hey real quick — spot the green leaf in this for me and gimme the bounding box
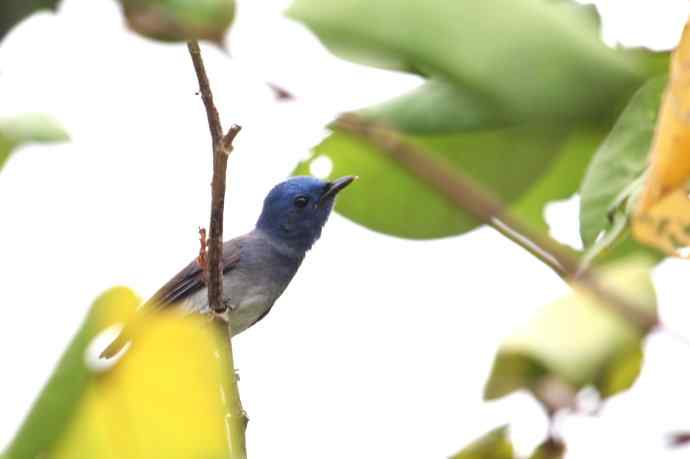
[449,426,514,459]
[484,256,657,406]
[287,0,662,122]
[529,439,566,459]
[0,113,69,173]
[511,127,606,234]
[579,76,666,245]
[578,77,667,264]
[289,0,667,240]
[0,0,60,42]
[118,0,235,44]
[295,123,569,239]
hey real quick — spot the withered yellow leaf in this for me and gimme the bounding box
[633,23,690,255]
[637,24,690,212]
[634,189,690,257]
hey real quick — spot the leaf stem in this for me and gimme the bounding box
[334,114,658,333]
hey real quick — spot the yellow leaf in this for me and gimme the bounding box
[637,23,690,212]
[52,311,236,459]
[634,189,690,257]
[634,23,690,256]
[2,287,243,459]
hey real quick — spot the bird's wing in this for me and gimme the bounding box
[151,239,241,307]
[99,239,241,359]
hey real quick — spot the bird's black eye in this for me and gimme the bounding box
[294,195,310,208]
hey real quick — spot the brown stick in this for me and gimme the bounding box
[187,40,241,314]
[334,113,659,333]
[187,40,247,459]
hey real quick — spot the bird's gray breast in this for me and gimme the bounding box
[182,232,303,335]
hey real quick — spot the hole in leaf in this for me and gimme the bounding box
[84,324,129,372]
[309,155,333,179]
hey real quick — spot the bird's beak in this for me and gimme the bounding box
[319,175,357,205]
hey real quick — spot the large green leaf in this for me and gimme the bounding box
[0,0,60,42]
[118,0,235,44]
[289,0,666,240]
[484,256,657,406]
[295,123,569,238]
[449,426,514,459]
[287,0,663,122]
[0,114,68,174]
[512,127,606,233]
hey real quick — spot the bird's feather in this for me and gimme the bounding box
[99,239,242,358]
[151,239,241,307]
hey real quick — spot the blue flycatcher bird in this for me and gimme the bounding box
[101,175,355,358]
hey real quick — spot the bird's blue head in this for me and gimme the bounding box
[256,176,356,253]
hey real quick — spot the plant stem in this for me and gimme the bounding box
[187,40,247,459]
[333,114,658,333]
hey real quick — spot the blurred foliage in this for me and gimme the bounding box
[118,0,235,44]
[0,114,68,174]
[484,256,657,407]
[637,24,690,213]
[0,0,60,42]
[2,288,236,459]
[632,24,690,257]
[635,191,690,256]
[289,0,667,241]
[579,77,665,263]
[528,439,565,459]
[449,428,566,459]
[449,426,514,459]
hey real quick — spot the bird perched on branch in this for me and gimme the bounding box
[101,175,355,358]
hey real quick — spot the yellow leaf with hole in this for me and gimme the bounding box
[2,287,238,459]
[634,23,690,256]
[53,313,235,459]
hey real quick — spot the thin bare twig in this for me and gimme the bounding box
[187,40,246,459]
[334,113,659,333]
[187,40,242,314]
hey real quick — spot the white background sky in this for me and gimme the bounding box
[1,0,690,458]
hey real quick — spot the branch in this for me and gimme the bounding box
[334,114,659,333]
[187,40,242,314]
[187,40,247,459]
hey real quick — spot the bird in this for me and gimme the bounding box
[101,175,355,358]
